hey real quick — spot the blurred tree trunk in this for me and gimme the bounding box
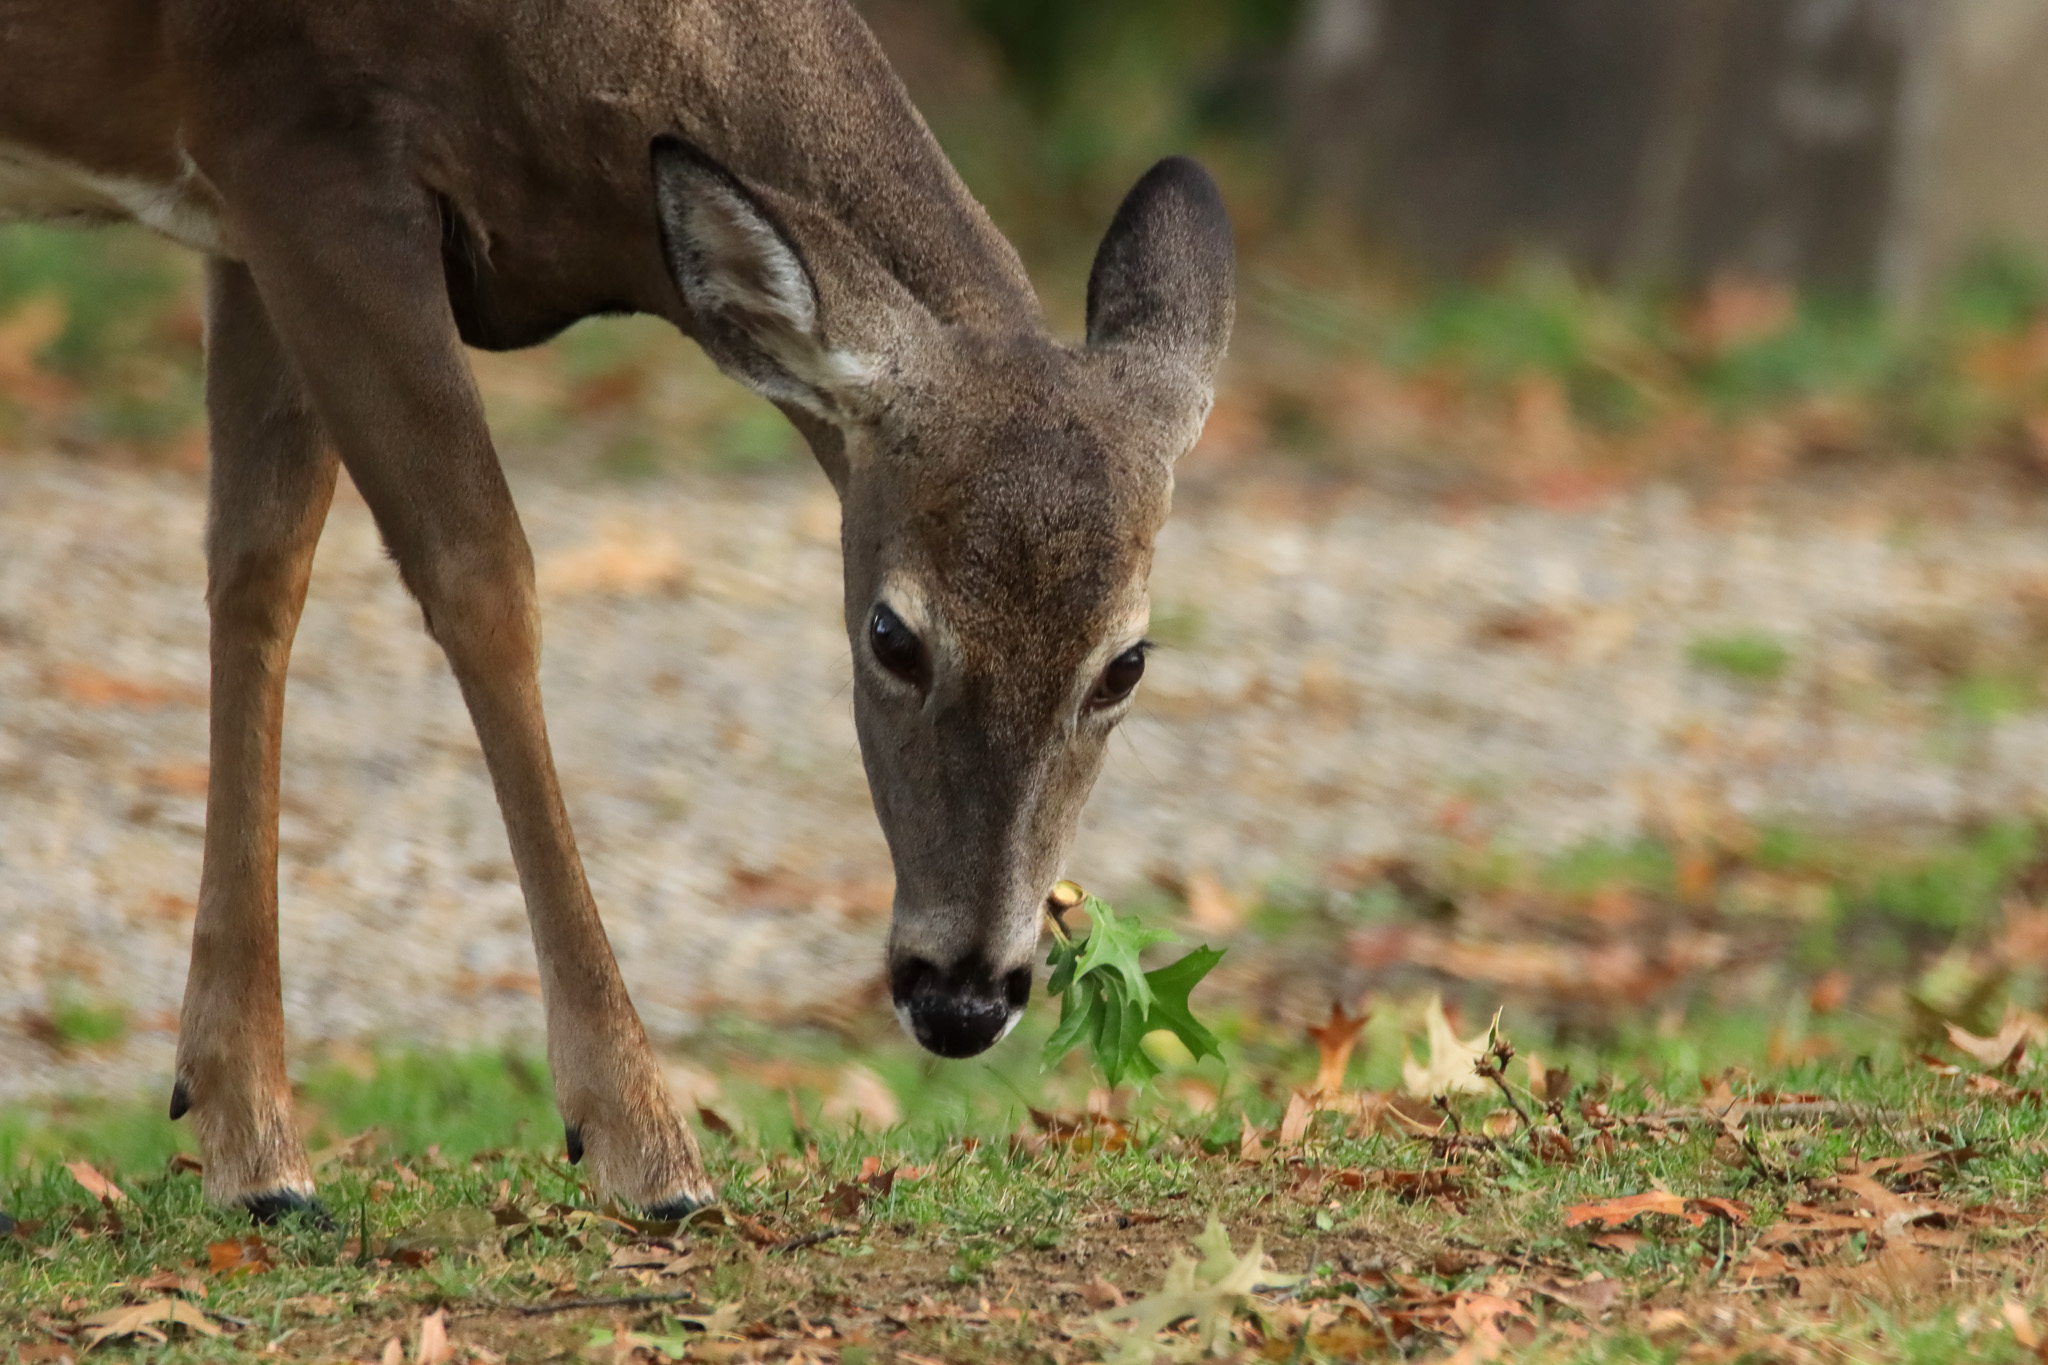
[1285,0,1922,293]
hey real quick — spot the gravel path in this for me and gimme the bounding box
[7,455,2048,1100]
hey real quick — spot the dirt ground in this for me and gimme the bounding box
[7,453,2048,1101]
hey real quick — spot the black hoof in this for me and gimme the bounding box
[0,1209,14,1236]
[643,1193,710,1221]
[168,1079,190,1121]
[242,1190,334,1231]
[563,1124,584,1165]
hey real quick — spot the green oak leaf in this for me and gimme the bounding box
[1044,895,1225,1088]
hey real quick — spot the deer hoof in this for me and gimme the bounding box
[564,1123,584,1164]
[242,1189,334,1231]
[168,1079,190,1120]
[643,1192,711,1220]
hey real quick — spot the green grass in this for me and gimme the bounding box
[8,1025,2048,1362]
[1687,630,1793,682]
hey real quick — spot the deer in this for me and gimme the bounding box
[0,0,1234,1223]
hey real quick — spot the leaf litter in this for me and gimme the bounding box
[12,983,2048,1361]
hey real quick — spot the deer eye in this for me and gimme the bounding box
[869,604,928,689]
[1090,644,1148,711]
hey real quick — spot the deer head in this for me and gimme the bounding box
[654,142,1234,1057]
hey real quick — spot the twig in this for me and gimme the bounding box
[1432,1094,1462,1138]
[1475,1038,1534,1134]
[1642,1102,1897,1126]
[486,1290,715,1317]
[770,1226,850,1255]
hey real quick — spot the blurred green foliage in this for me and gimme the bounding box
[0,223,202,452]
[4,8,2048,480]
[1687,632,1793,683]
[41,982,129,1050]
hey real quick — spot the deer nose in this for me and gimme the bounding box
[890,956,1032,1058]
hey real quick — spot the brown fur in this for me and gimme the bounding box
[0,0,1231,1214]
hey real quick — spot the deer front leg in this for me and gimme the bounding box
[218,165,712,1214]
[174,259,338,1219]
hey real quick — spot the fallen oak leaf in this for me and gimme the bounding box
[80,1299,222,1349]
[1093,1216,1301,1363]
[1947,1009,2030,1073]
[1532,1276,1621,1319]
[1238,1113,1268,1164]
[687,1204,780,1246]
[209,1235,274,1275]
[1564,1191,1746,1229]
[1277,1090,1315,1148]
[1306,999,1369,1095]
[2004,1299,2041,1351]
[64,1161,129,1205]
[1400,995,1492,1098]
[310,1128,383,1169]
[133,1270,206,1297]
[413,1307,452,1365]
[1792,1240,1942,1307]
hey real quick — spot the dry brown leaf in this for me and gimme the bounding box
[1081,1275,1125,1311]
[1948,1011,2029,1072]
[208,1235,273,1275]
[1689,274,1796,354]
[64,1161,128,1205]
[1277,1091,1314,1148]
[310,1128,383,1169]
[1564,1191,1745,1229]
[698,1105,737,1138]
[1532,1276,1620,1319]
[1794,1241,1942,1307]
[1237,1113,1268,1164]
[413,1308,452,1365]
[1305,999,1369,1095]
[133,1270,205,1298]
[1400,995,1492,1097]
[820,1064,901,1129]
[80,1299,220,1349]
[1809,970,1852,1015]
[1184,868,1242,934]
[2004,1299,2040,1350]
[0,297,73,413]
[16,1344,77,1364]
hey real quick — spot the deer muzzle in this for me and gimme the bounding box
[889,953,1033,1058]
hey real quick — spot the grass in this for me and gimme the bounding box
[9,1019,2048,1362]
[8,814,2048,1361]
[1687,631,1792,683]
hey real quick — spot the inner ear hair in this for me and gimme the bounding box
[654,137,819,334]
[652,135,852,410]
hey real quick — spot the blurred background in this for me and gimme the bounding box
[9,0,2048,1133]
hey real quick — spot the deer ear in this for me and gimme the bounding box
[1085,157,1235,391]
[653,137,872,416]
